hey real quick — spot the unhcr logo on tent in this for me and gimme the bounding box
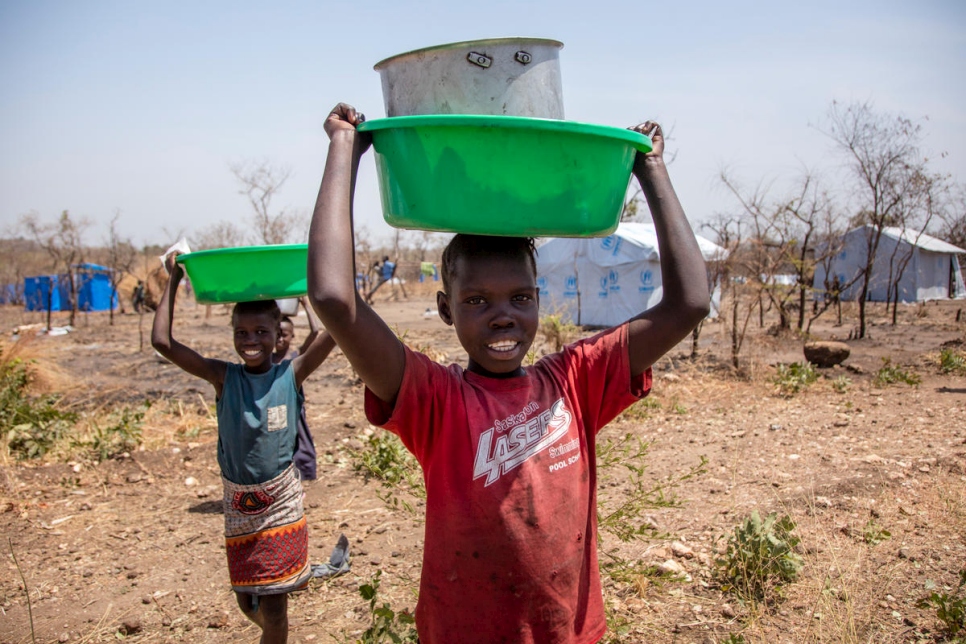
[599,270,621,298]
[537,276,549,297]
[600,236,622,257]
[639,270,655,293]
[564,275,578,298]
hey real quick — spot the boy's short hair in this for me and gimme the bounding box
[231,300,281,325]
[440,234,537,294]
[279,315,293,327]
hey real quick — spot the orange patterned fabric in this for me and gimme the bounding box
[222,464,310,594]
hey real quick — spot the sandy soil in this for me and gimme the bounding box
[1,291,964,643]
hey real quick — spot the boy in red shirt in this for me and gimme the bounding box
[308,103,710,644]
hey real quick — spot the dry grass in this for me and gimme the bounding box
[0,334,72,395]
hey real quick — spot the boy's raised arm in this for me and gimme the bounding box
[307,104,406,405]
[291,329,336,388]
[295,296,320,356]
[626,122,711,376]
[151,253,227,394]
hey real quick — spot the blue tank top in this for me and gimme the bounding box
[216,361,302,484]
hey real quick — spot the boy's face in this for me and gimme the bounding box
[232,311,278,373]
[276,320,295,354]
[437,252,539,378]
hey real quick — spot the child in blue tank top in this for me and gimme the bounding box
[152,252,336,644]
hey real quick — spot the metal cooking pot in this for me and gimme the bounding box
[374,37,565,118]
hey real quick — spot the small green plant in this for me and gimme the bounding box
[350,432,422,487]
[618,396,662,421]
[349,432,425,516]
[2,347,76,459]
[88,402,149,462]
[918,569,966,640]
[861,517,891,546]
[714,510,804,605]
[540,313,579,353]
[597,434,706,543]
[831,375,852,393]
[671,401,688,415]
[722,635,748,644]
[873,357,921,387]
[939,347,966,375]
[355,570,418,643]
[772,361,818,396]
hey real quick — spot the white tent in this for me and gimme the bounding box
[813,226,966,302]
[535,222,727,327]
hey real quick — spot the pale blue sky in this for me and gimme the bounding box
[1,0,963,247]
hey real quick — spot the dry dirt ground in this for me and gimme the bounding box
[1,289,964,644]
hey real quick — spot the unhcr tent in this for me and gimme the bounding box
[23,263,118,312]
[73,263,118,312]
[536,222,727,327]
[24,274,69,312]
[813,226,966,302]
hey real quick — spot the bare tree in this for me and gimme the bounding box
[20,210,89,329]
[105,210,138,326]
[938,185,966,251]
[0,238,45,308]
[720,169,843,332]
[195,220,247,250]
[703,213,761,371]
[230,160,305,245]
[820,100,945,338]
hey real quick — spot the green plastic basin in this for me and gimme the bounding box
[176,244,308,304]
[357,115,652,238]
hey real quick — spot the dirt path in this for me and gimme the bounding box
[1,297,964,643]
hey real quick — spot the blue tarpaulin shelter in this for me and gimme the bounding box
[23,264,118,312]
[74,263,117,311]
[24,275,68,311]
[0,283,22,305]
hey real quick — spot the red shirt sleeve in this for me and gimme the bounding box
[538,323,651,435]
[364,346,458,462]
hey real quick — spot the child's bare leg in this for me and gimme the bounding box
[235,592,264,629]
[235,592,288,642]
[257,593,288,644]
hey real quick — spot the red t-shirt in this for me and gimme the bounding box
[365,324,650,644]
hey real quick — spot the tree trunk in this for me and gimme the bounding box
[731,292,740,370]
[46,287,52,332]
[690,322,703,360]
[67,268,78,327]
[891,284,900,325]
[797,284,806,330]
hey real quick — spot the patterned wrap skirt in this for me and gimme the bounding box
[223,463,310,595]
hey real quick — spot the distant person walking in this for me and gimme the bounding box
[132,280,146,313]
[365,256,395,304]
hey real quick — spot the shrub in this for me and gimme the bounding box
[831,375,852,393]
[939,347,966,375]
[354,570,418,643]
[540,313,579,353]
[772,361,818,396]
[714,510,804,605]
[861,517,891,546]
[348,431,425,517]
[87,402,149,462]
[873,358,921,387]
[350,431,421,487]
[618,396,662,421]
[1,345,76,459]
[918,569,966,640]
